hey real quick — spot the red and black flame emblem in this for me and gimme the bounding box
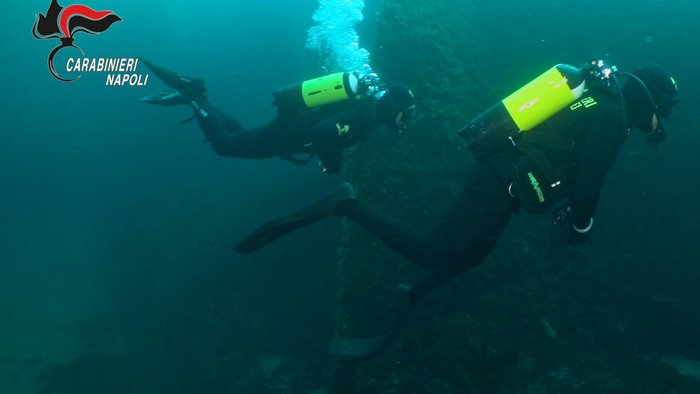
[33,0,122,81]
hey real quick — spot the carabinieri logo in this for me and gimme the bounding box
[33,0,122,82]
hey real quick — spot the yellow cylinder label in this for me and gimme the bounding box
[302,72,350,108]
[502,66,579,131]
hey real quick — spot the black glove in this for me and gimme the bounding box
[552,203,593,245]
[317,150,342,175]
[318,159,339,175]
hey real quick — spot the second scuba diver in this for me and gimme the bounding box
[233,60,680,358]
[141,61,415,174]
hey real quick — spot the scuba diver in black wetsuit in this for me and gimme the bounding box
[140,61,416,174]
[234,61,679,359]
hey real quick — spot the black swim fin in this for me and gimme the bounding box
[329,336,394,361]
[142,59,207,100]
[235,183,356,254]
[141,90,188,106]
[329,284,411,361]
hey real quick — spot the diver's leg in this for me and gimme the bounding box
[192,103,294,159]
[335,199,430,265]
[337,161,515,270]
[424,160,515,269]
[236,159,515,267]
[339,189,511,305]
[335,160,515,304]
[406,160,515,303]
[327,162,514,360]
[408,215,512,305]
[191,100,244,140]
[140,60,283,159]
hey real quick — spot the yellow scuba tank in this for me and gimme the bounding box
[302,72,360,108]
[273,72,365,115]
[459,64,588,156]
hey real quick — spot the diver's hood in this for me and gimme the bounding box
[622,63,679,133]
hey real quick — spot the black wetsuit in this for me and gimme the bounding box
[192,98,378,174]
[336,91,628,303]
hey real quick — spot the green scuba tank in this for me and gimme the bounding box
[459,64,587,156]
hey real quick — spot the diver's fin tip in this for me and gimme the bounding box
[329,336,390,361]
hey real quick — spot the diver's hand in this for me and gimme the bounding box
[318,158,341,175]
[319,160,330,175]
[552,202,593,245]
[140,90,188,106]
[552,203,575,225]
[557,221,592,245]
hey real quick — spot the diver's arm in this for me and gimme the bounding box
[304,102,372,173]
[305,100,374,142]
